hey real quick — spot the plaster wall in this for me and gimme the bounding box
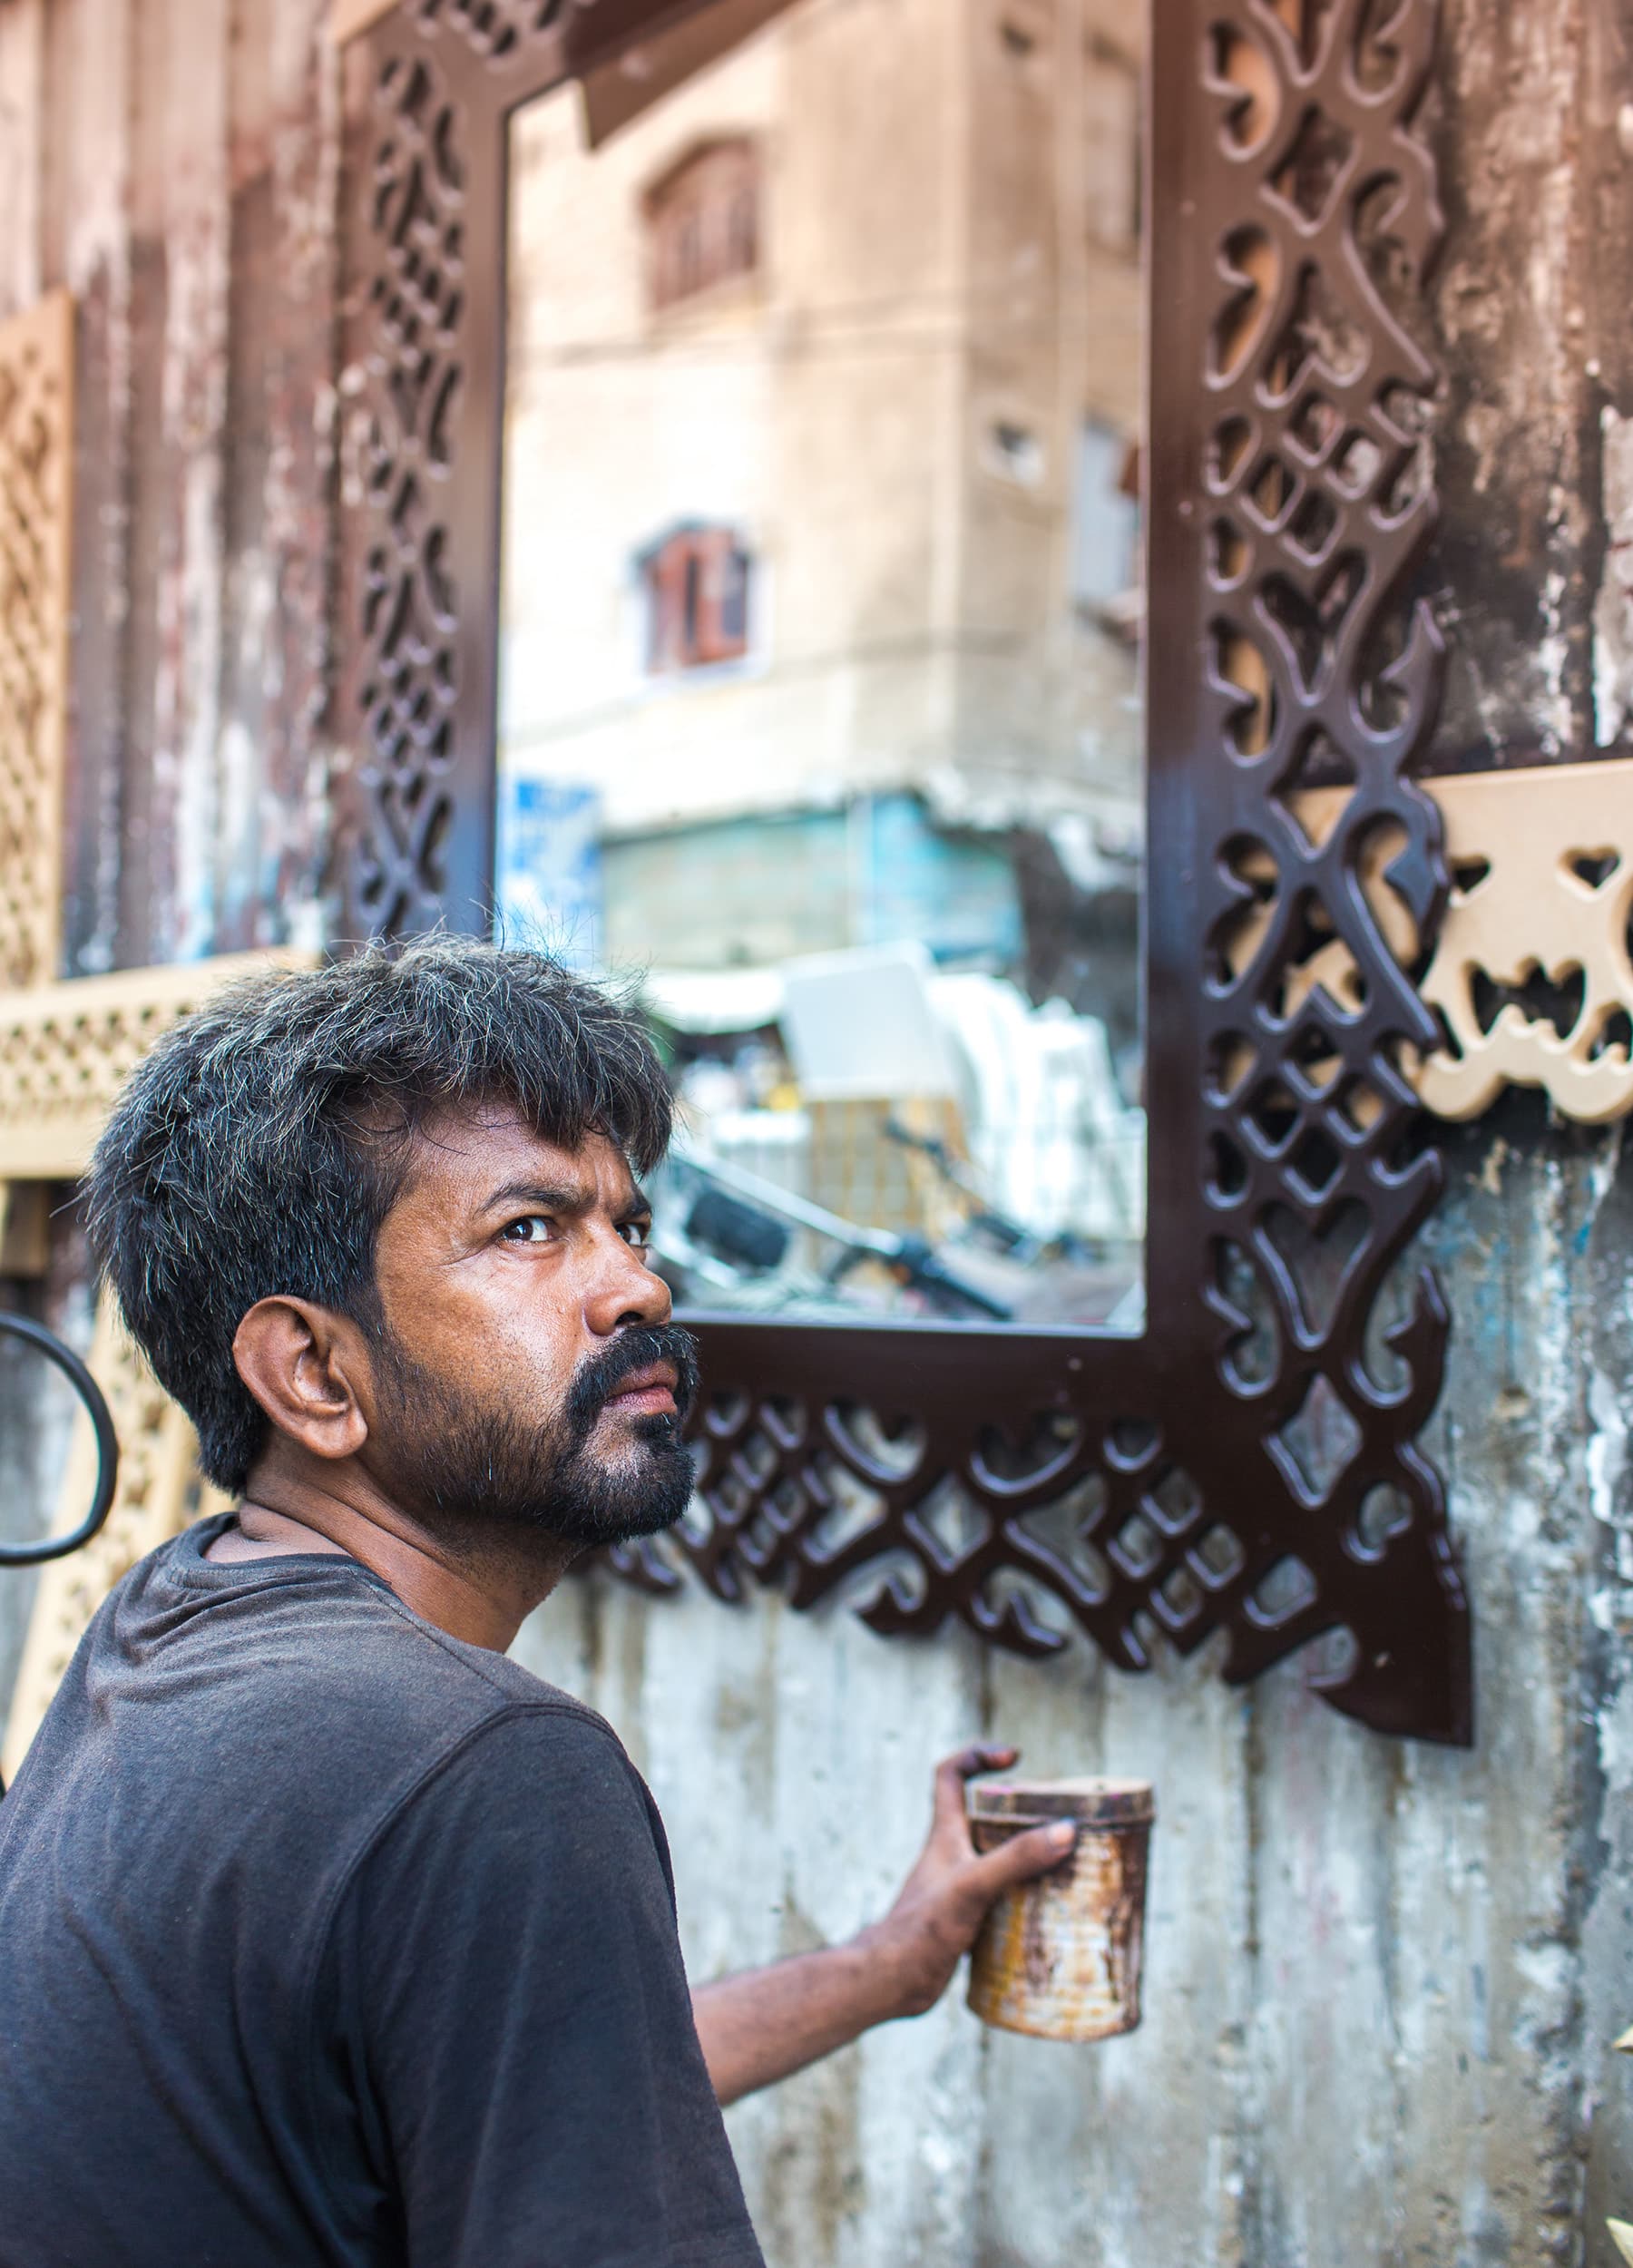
[1,0,1633,2261]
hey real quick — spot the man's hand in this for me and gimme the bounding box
[691,1745,1074,2104]
[853,1744,1077,2018]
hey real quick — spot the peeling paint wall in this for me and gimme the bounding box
[5,0,1633,2262]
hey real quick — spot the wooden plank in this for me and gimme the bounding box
[0,290,74,991]
[0,0,44,319]
[43,0,133,979]
[117,0,231,965]
[213,0,337,953]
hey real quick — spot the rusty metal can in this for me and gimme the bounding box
[965,1775,1155,2041]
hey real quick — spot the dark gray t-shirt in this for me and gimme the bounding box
[0,1518,765,2268]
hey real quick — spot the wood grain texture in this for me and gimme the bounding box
[0,289,73,991]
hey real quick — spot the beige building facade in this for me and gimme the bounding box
[497,0,1146,976]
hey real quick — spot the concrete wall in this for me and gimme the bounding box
[5,1,1633,2263]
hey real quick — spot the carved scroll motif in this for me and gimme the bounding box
[0,292,73,994]
[1,1293,230,1780]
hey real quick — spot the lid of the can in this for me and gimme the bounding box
[966,1774,1156,1826]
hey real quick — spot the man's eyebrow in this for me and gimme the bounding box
[479,1178,652,1218]
[479,1179,595,1217]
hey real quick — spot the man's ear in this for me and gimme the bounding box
[232,1298,372,1465]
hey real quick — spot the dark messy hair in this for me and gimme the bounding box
[84,938,674,1494]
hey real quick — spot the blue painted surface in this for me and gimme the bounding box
[496,777,605,966]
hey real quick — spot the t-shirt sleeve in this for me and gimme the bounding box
[327,1704,764,2268]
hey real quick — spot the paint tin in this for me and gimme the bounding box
[965,1775,1154,2041]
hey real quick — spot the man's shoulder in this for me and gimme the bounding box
[41,1532,624,1843]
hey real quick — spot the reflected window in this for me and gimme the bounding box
[644,138,760,311]
[640,524,753,673]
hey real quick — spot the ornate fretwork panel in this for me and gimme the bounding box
[1,1292,230,1780]
[0,292,73,993]
[621,1385,1250,1677]
[337,36,474,939]
[1146,0,1466,1740]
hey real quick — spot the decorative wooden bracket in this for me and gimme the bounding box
[1226,761,1633,1129]
[1413,759,1633,1126]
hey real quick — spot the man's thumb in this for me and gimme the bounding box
[972,1820,1076,1899]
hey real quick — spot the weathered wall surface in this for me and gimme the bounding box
[4,1,1633,2263]
[0,0,336,976]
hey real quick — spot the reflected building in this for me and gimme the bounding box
[497,0,1147,1318]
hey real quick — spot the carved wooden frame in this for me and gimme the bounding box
[331,0,1472,1742]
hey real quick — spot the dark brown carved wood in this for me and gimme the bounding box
[333,0,1471,1743]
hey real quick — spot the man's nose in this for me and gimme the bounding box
[583,1231,672,1335]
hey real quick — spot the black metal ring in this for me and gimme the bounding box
[0,1313,119,1566]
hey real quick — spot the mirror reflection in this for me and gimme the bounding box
[497,0,1146,1329]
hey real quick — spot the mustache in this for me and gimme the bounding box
[562,1322,702,1438]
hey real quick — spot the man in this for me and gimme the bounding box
[0,940,1074,2268]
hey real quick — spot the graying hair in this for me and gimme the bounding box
[84,938,674,1493]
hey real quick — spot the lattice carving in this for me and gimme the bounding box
[335,0,1470,1738]
[0,292,73,994]
[337,34,470,938]
[1171,0,1462,1736]
[1,1291,230,1780]
[640,1399,1235,1671]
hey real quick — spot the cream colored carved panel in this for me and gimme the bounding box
[1223,761,1633,1126]
[1415,761,1633,1125]
[0,950,316,1178]
[1,1290,230,1780]
[0,290,73,993]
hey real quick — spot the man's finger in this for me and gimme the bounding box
[931,1744,1019,1829]
[968,1819,1075,1898]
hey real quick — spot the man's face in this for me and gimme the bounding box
[359,1107,699,1548]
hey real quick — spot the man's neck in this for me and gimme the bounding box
[203,1461,578,1651]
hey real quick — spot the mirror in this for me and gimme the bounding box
[496,0,1146,1330]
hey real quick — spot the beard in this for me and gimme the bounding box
[366,1317,702,1549]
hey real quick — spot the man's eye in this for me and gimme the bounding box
[503,1215,554,1244]
[621,1220,653,1249]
